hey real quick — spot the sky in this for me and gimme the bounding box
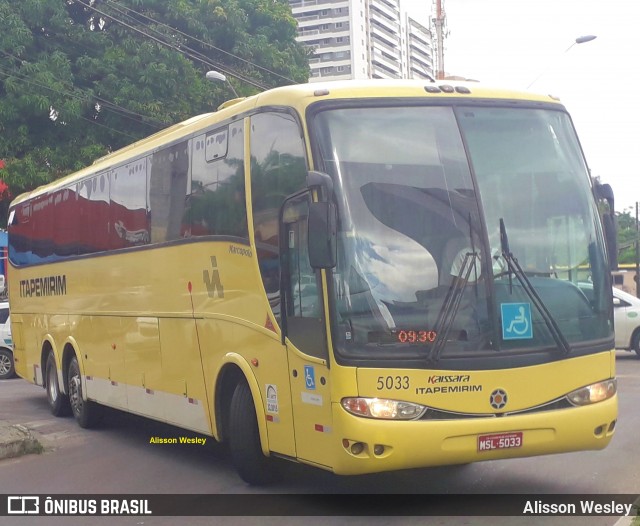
[403,0,640,214]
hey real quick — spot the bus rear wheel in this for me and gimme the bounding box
[228,380,280,485]
[45,351,71,416]
[68,356,103,428]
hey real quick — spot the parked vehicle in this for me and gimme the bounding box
[613,287,640,357]
[0,301,14,379]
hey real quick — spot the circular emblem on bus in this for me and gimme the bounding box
[490,389,508,410]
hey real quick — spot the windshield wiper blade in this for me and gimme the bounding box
[427,250,479,363]
[499,219,571,355]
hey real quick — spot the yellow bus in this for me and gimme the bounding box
[7,80,618,484]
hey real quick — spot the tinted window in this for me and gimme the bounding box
[79,172,111,253]
[186,122,247,238]
[250,112,308,319]
[54,186,79,257]
[149,141,190,243]
[110,159,149,248]
[8,202,33,265]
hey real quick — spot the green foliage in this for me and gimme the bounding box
[617,208,640,265]
[0,0,310,226]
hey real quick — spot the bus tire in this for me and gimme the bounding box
[68,356,103,428]
[228,380,279,485]
[45,351,71,417]
[0,349,15,379]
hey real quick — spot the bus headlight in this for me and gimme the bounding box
[567,379,617,406]
[341,397,427,420]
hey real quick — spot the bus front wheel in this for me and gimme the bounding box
[228,380,280,485]
[45,351,71,416]
[68,356,103,428]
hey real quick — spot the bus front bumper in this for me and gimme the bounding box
[328,396,617,475]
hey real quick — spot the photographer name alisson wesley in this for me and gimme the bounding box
[524,500,634,515]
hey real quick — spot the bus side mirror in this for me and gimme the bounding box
[308,201,337,269]
[593,181,617,271]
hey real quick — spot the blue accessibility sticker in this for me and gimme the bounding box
[501,302,533,340]
[304,365,316,390]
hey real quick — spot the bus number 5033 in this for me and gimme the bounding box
[376,376,410,390]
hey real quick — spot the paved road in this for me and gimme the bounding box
[0,352,638,525]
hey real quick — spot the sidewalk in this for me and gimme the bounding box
[0,420,42,460]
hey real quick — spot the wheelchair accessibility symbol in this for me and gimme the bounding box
[304,365,316,390]
[501,303,533,340]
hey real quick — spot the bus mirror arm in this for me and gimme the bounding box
[307,171,334,202]
[593,181,614,205]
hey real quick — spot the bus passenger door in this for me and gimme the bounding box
[281,195,333,468]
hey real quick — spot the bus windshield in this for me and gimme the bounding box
[312,103,612,364]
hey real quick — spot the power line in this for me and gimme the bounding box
[99,1,241,87]
[0,67,157,140]
[75,0,271,91]
[0,50,166,129]
[78,114,139,140]
[105,0,297,85]
[76,0,265,90]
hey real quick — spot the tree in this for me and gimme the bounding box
[0,0,310,225]
[617,208,640,265]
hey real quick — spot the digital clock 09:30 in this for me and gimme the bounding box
[396,330,437,343]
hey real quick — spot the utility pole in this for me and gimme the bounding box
[434,0,446,79]
[634,201,640,298]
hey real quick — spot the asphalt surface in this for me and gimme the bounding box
[0,378,637,526]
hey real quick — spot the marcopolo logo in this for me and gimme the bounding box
[203,256,224,298]
[490,388,508,410]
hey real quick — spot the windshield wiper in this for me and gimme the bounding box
[427,250,480,363]
[499,219,571,355]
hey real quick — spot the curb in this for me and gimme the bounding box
[0,423,43,460]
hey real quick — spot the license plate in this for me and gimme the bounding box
[477,431,523,452]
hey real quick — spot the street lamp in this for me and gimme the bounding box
[566,34,597,51]
[205,70,239,98]
[526,35,597,89]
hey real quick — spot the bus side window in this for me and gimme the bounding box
[148,140,190,243]
[110,159,149,249]
[187,123,248,238]
[250,111,308,323]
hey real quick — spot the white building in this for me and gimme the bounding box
[289,0,434,82]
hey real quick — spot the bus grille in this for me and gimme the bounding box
[419,397,573,420]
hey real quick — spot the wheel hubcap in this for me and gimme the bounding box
[69,373,82,414]
[47,365,58,401]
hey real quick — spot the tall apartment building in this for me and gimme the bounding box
[289,0,434,82]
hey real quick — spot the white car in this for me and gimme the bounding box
[0,301,14,379]
[613,287,640,357]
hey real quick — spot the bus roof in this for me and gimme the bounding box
[10,79,565,207]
